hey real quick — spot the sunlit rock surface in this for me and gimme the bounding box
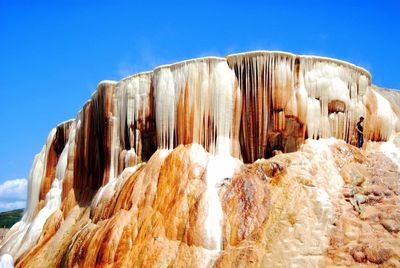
[1,51,399,267]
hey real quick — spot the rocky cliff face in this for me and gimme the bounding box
[1,51,399,267]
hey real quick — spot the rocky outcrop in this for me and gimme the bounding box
[5,139,400,267]
[1,51,399,267]
[326,137,400,266]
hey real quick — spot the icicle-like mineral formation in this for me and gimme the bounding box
[226,51,372,162]
[153,57,241,156]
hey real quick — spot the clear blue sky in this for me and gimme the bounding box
[0,0,399,210]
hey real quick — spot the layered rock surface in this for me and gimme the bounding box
[1,51,399,267]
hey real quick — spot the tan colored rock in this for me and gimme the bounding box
[2,138,398,268]
[364,245,391,264]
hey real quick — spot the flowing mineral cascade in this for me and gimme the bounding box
[226,51,372,162]
[0,122,73,260]
[22,146,47,221]
[1,50,400,267]
[0,130,54,258]
[0,148,46,268]
[152,58,240,155]
[203,155,239,251]
[152,58,241,253]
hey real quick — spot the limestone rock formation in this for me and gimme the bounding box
[1,51,399,267]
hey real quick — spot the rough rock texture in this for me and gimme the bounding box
[326,138,400,267]
[1,51,400,267]
[7,139,400,267]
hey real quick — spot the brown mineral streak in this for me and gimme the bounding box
[39,122,72,201]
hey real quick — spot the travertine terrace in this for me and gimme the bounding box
[1,51,399,267]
